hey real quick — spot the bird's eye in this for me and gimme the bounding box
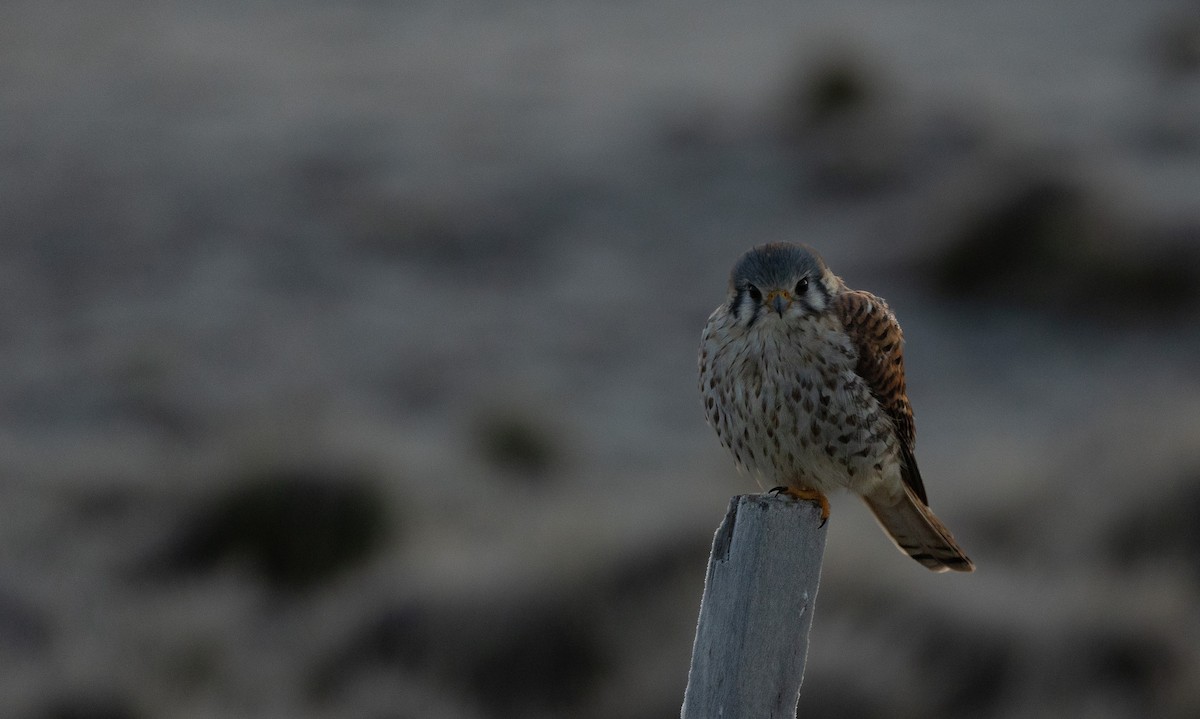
[747,285,763,303]
[795,278,809,295]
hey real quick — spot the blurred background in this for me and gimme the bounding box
[3,1,1200,717]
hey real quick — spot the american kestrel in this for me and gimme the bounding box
[699,243,974,572]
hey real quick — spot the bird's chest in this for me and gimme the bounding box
[701,317,893,492]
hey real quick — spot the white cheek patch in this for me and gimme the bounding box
[739,295,762,325]
[805,290,826,313]
[807,275,839,313]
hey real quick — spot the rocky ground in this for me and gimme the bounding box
[3,1,1200,717]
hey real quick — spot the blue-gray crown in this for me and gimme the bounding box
[729,243,826,290]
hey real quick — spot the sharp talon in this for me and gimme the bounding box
[768,485,788,495]
[766,485,830,524]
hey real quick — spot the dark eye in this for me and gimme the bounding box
[795,278,809,295]
[747,285,763,303]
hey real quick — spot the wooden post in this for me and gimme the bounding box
[681,494,828,719]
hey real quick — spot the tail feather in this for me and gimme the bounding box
[863,484,975,573]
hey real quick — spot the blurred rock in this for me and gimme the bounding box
[462,600,609,717]
[349,192,549,271]
[778,48,909,195]
[308,601,436,700]
[1151,7,1200,79]
[474,409,561,482]
[1080,627,1181,708]
[936,173,1077,289]
[794,676,893,719]
[0,587,52,654]
[310,530,709,717]
[804,59,872,124]
[927,164,1200,320]
[600,532,709,602]
[320,176,569,279]
[310,595,608,718]
[1050,624,1185,717]
[1138,6,1200,151]
[914,620,1016,716]
[145,467,392,592]
[31,694,141,719]
[1106,470,1200,574]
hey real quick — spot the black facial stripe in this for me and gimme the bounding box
[729,286,764,327]
[810,279,831,309]
[744,303,760,329]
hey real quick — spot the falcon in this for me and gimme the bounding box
[699,243,974,572]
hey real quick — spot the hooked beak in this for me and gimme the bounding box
[764,290,793,317]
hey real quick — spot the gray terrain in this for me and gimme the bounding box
[3,1,1200,717]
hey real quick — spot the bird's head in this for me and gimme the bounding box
[726,243,837,327]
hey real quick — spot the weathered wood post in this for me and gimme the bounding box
[681,494,828,718]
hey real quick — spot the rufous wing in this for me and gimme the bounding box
[835,289,974,572]
[833,289,924,503]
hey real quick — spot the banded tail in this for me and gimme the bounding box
[863,484,975,573]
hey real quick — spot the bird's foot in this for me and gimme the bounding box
[768,486,830,526]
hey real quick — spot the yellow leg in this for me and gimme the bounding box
[770,486,830,524]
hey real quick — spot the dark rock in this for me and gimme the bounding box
[928,166,1200,320]
[793,55,877,129]
[1106,472,1200,574]
[778,48,909,195]
[310,597,608,717]
[932,172,1098,298]
[0,589,52,653]
[461,601,609,717]
[148,467,391,592]
[1048,624,1184,714]
[475,410,560,481]
[795,676,896,719]
[307,602,435,700]
[32,694,140,719]
[915,621,1016,716]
